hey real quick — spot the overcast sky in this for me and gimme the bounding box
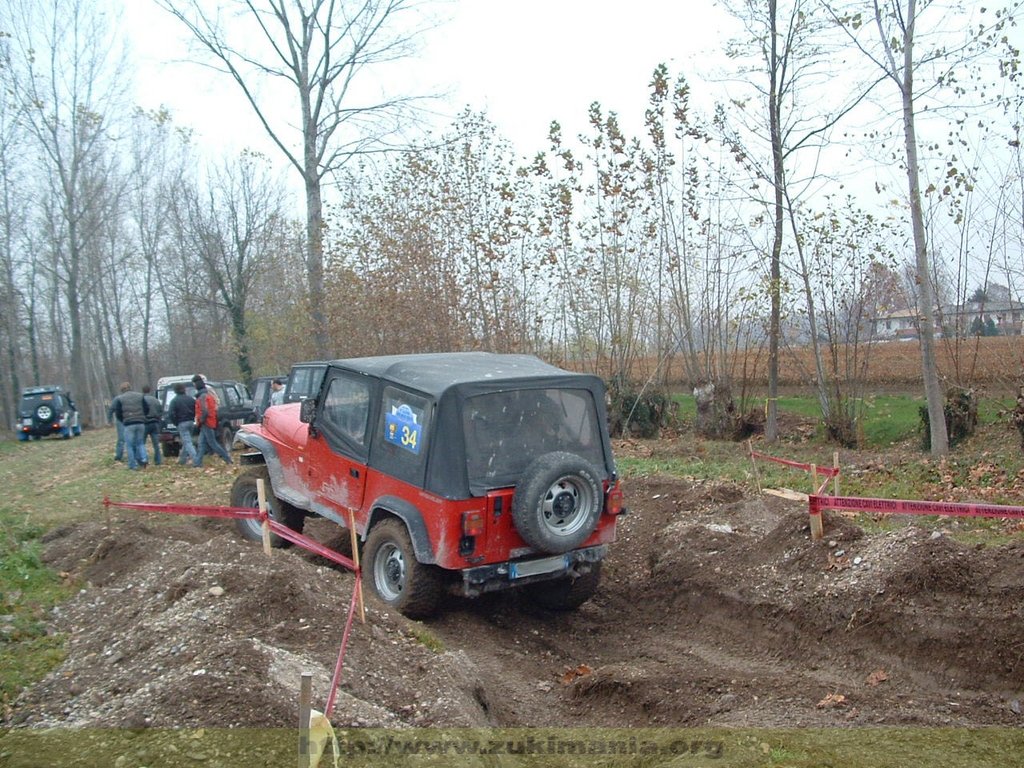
[121,0,738,161]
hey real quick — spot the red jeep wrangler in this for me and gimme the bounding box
[231,353,625,618]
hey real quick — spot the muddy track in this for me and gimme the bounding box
[9,475,1024,731]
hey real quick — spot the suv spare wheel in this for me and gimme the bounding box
[511,451,602,554]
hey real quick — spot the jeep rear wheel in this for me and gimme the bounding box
[511,452,602,554]
[231,466,305,547]
[521,561,602,611]
[218,425,234,454]
[364,518,442,619]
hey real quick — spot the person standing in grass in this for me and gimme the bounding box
[142,385,163,466]
[193,375,233,467]
[112,383,148,470]
[270,377,286,406]
[109,381,130,461]
[168,383,198,466]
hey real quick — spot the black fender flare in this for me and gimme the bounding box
[366,496,435,565]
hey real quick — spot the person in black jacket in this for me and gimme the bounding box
[168,383,198,466]
[112,384,148,470]
[142,385,163,466]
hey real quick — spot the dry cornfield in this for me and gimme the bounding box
[651,336,1024,394]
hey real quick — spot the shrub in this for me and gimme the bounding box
[920,386,979,450]
[607,376,673,438]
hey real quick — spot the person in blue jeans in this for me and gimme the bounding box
[109,382,130,461]
[112,383,148,469]
[167,383,198,466]
[193,375,233,467]
[142,384,163,466]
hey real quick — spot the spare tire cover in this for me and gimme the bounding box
[511,451,603,554]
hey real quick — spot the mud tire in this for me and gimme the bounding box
[231,466,305,548]
[364,518,442,619]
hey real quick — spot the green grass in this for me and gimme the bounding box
[2,726,1022,767]
[673,391,1013,449]
[0,519,72,705]
[411,627,447,653]
[0,427,240,709]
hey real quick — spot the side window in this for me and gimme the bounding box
[383,394,427,455]
[322,375,372,449]
[224,385,240,407]
[287,365,327,403]
[373,387,433,487]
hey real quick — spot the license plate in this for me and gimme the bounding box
[21,418,31,427]
[510,554,569,579]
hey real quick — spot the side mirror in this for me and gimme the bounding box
[299,398,318,424]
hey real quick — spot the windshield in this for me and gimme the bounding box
[462,388,604,489]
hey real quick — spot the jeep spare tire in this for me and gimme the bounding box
[511,452,602,554]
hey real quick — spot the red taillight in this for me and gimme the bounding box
[605,487,625,515]
[462,511,484,536]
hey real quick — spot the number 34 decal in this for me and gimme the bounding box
[385,404,423,454]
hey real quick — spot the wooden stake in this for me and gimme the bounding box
[298,673,312,768]
[348,509,365,623]
[258,478,272,557]
[809,464,824,541]
[748,439,762,493]
[833,451,841,497]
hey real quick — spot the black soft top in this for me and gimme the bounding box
[319,353,615,498]
[330,352,586,397]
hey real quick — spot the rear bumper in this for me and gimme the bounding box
[458,544,607,597]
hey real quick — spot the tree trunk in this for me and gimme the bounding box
[765,0,783,443]
[693,380,737,439]
[305,159,328,359]
[901,1,949,456]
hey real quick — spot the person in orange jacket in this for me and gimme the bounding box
[192,375,233,467]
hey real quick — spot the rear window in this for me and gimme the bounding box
[463,388,604,489]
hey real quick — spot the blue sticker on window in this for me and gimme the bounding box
[384,403,422,454]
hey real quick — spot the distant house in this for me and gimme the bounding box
[871,308,929,340]
[871,301,1024,340]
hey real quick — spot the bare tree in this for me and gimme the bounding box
[825,0,1023,453]
[0,32,28,430]
[4,0,133,426]
[717,0,875,441]
[173,151,292,382]
[156,0,441,358]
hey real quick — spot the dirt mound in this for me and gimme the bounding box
[9,475,1024,730]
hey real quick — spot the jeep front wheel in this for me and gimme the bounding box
[511,452,602,554]
[364,518,442,619]
[231,466,305,547]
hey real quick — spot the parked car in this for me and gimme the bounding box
[283,362,327,403]
[231,353,626,618]
[155,376,254,456]
[251,375,287,422]
[17,386,81,440]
